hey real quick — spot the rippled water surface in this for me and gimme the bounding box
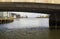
[0,18,59,39]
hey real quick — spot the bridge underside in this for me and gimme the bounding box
[0,2,60,29]
[49,14,60,29]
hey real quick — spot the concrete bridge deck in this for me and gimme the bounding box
[0,2,60,29]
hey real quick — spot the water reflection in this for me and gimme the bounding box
[0,18,49,29]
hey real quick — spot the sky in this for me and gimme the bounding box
[9,12,49,17]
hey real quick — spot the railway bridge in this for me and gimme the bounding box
[0,2,60,29]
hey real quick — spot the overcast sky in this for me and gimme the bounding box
[9,12,49,17]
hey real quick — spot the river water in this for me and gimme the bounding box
[0,18,60,39]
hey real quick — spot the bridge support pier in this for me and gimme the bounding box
[49,14,60,29]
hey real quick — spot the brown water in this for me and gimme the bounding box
[0,18,60,39]
[0,28,49,39]
[0,29,60,39]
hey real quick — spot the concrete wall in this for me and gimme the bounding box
[12,0,48,3]
[0,0,48,2]
[0,0,60,4]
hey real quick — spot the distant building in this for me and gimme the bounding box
[36,15,49,18]
[20,15,28,18]
[16,15,21,18]
[26,16,28,18]
[0,12,11,18]
[0,12,14,23]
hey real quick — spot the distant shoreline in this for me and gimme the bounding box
[36,17,49,18]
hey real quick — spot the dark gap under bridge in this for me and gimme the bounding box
[0,2,60,29]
